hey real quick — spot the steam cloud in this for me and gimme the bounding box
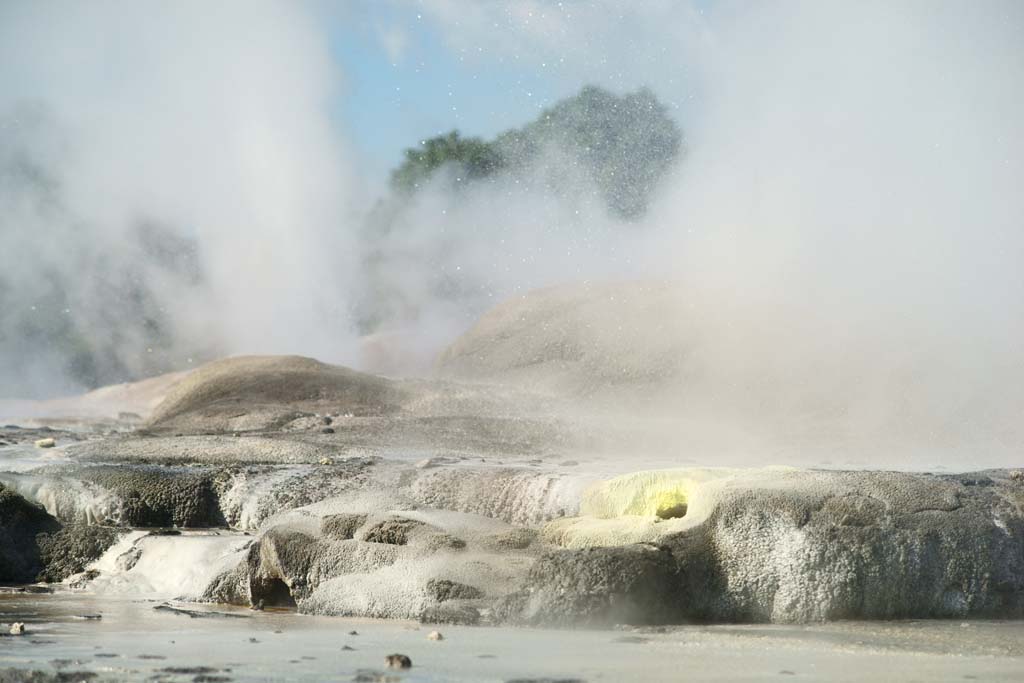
[2,0,1023,468]
[0,0,358,397]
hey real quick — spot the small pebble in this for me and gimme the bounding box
[321,427,335,434]
[384,654,412,670]
[34,438,55,448]
[348,630,359,636]
[9,622,25,635]
[427,631,444,641]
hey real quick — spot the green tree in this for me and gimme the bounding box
[387,85,683,219]
[498,85,682,219]
[390,130,503,194]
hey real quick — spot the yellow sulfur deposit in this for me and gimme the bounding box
[581,469,710,519]
[544,468,742,548]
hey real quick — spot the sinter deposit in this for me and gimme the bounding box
[0,282,1021,659]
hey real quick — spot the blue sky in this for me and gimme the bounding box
[320,1,703,187]
[330,12,557,181]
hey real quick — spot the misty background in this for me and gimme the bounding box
[1,0,1023,465]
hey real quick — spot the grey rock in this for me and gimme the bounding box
[36,524,120,582]
[669,469,1024,622]
[0,484,59,583]
[321,513,367,541]
[384,654,412,669]
[422,532,466,551]
[361,517,425,545]
[496,469,1024,625]
[488,528,538,550]
[39,464,231,528]
[495,543,680,627]
[425,578,484,602]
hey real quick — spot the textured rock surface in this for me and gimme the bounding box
[676,469,1024,622]
[201,507,537,621]
[495,543,682,627]
[0,484,58,583]
[35,524,120,582]
[321,513,368,541]
[425,578,484,602]
[497,468,1024,625]
[6,363,1024,630]
[145,355,409,434]
[72,465,228,528]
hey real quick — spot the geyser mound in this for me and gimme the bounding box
[146,355,407,433]
[436,280,689,400]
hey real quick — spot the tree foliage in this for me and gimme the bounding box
[388,85,683,219]
[390,130,503,194]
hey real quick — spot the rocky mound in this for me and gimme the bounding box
[52,464,1018,626]
[201,506,539,623]
[146,356,409,433]
[435,280,690,398]
[499,468,1024,625]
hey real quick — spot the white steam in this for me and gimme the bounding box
[1,0,1022,472]
[0,0,358,396]
[643,1,1024,463]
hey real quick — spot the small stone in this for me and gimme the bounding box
[348,630,359,635]
[321,427,335,434]
[318,457,333,466]
[384,654,412,669]
[321,416,333,425]
[10,622,25,635]
[655,502,687,520]
[34,438,56,448]
[426,630,444,641]
[341,645,355,651]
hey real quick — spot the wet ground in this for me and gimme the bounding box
[2,589,1023,682]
